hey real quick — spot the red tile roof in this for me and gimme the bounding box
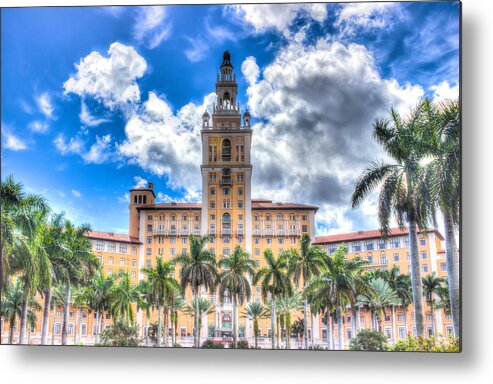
[314,227,444,244]
[86,231,141,244]
[138,203,201,210]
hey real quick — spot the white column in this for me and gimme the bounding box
[201,168,209,236]
[309,210,316,242]
[244,167,253,339]
[137,210,146,337]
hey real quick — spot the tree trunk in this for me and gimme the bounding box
[145,315,149,347]
[444,212,460,338]
[27,324,31,344]
[254,318,258,349]
[357,306,361,332]
[286,315,291,350]
[232,295,237,348]
[271,293,276,349]
[19,283,29,344]
[163,307,169,347]
[430,303,436,338]
[61,283,70,345]
[326,310,331,350]
[303,297,308,349]
[331,315,336,349]
[404,305,409,336]
[41,288,51,345]
[311,311,315,349]
[350,305,357,341]
[408,218,425,337]
[156,302,162,347]
[51,306,56,345]
[74,306,79,344]
[95,310,100,345]
[194,288,199,348]
[9,320,15,344]
[337,305,344,349]
[391,305,396,344]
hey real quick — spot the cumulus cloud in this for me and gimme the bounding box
[241,56,260,85]
[28,120,49,133]
[242,38,424,233]
[430,80,459,102]
[184,37,208,63]
[133,6,171,49]
[83,134,113,164]
[118,91,216,194]
[72,189,82,198]
[133,176,148,188]
[229,3,327,36]
[36,92,54,118]
[63,42,147,111]
[54,134,85,156]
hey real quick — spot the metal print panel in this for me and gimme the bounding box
[0,1,461,352]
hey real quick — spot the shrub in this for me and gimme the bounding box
[235,340,249,349]
[98,320,141,347]
[172,343,182,348]
[349,329,388,351]
[201,339,225,349]
[391,336,460,352]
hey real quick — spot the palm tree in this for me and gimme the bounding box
[137,279,154,346]
[357,278,400,332]
[174,235,217,348]
[276,291,303,349]
[253,249,292,349]
[81,271,114,344]
[110,272,140,324]
[422,272,443,338]
[168,288,186,346]
[283,234,324,349]
[420,100,460,337]
[243,301,270,349]
[378,266,412,342]
[1,278,26,343]
[184,297,215,347]
[351,102,433,337]
[218,246,256,348]
[60,220,99,345]
[141,256,179,347]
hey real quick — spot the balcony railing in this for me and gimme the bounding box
[236,228,244,236]
[221,228,232,236]
[220,177,232,186]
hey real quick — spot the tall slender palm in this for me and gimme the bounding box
[110,272,141,324]
[243,301,270,349]
[422,272,443,337]
[168,288,186,346]
[141,256,180,347]
[60,220,98,345]
[218,246,256,348]
[174,235,217,348]
[184,297,215,347]
[82,271,114,345]
[352,102,433,337]
[137,279,154,346]
[283,234,324,349]
[276,291,303,349]
[420,100,460,337]
[253,249,292,349]
[357,277,400,332]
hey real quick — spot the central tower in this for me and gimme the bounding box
[201,50,253,258]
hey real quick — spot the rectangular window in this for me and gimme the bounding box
[182,237,187,244]
[210,187,215,196]
[302,215,307,221]
[182,248,187,255]
[131,259,137,267]
[146,248,151,256]
[147,225,152,233]
[398,327,406,339]
[266,238,272,245]
[223,187,230,196]
[420,237,426,246]
[393,253,400,262]
[254,237,259,244]
[238,188,243,196]
[367,255,373,264]
[81,323,87,336]
[55,323,61,334]
[380,254,387,265]
[223,248,230,256]
[422,264,429,273]
[365,241,374,251]
[238,200,243,208]
[209,173,217,182]
[132,247,137,255]
[421,251,427,259]
[302,225,308,233]
[170,248,175,256]
[210,201,216,209]
[120,258,125,266]
[440,262,447,271]
[119,244,128,254]
[108,242,116,253]
[95,241,104,251]
[147,215,153,221]
[109,257,114,265]
[352,242,361,252]
[378,240,386,250]
[278,238,284,244]
[146,259,151,267]
[254,248,260,257]
[170,237,176,244]
[392,238,401,248]
[403,237,410,247]
[397,314,405,321]
[147,236,152,244]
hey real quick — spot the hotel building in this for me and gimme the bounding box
[1,51,453,347]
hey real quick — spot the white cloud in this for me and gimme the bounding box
[229,4,327,36]
[80,101,111,127]
[335,3,399,37]
[71,189,82,198]
[117,192,130,203]
[133,176,148,188]
[133,6,171,49]
[118,91,216,194]
[82,134,113,164]
[28,120,49,133]
[21,100,33,114]
[54,134,85,156]
[36,92,54,118]
[241,56,260,85]
[430,80,459,102]
[242,38,424,232]
[63,42,147,111]
[156,191,200,203]
[3,133,27,151]
[184,37,208,63]
[58,191,66,198]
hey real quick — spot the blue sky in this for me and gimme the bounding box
[1,2,460,235]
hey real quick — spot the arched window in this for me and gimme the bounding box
[134,195,138,204]
[209,145,217,162]
[143,195,147,204]
[221,139,231,162]
[223,92,231,108]
[138,195,142,204]
[222,314,232,326]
